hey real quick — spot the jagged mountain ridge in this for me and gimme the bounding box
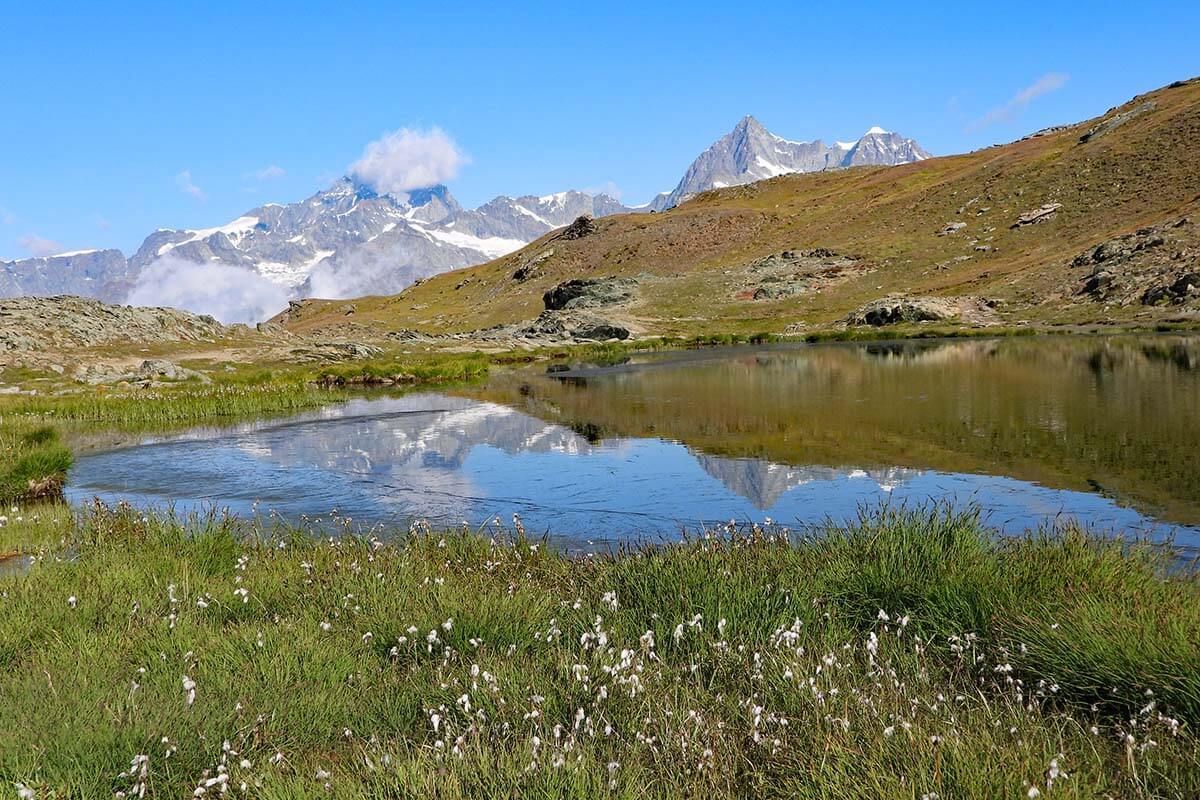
[0,116,928,307]
[650,116,929,210]
[1,249,136,303]
[1,181,632,305]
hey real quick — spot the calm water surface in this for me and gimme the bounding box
[66,336,1200,550]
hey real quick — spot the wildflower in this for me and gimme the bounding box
[883,725,895,737]
[182,676,196,705]
[233,587,249,603]
[15,784,34,800]
[315,769,331,780]
[320,621,331,632]
[1048,756,1066,786]
[67,595,77,608]
[1027,787,1041,798]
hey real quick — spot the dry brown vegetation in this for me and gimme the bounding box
[282,78,1200,340]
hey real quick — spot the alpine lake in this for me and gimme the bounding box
[66,335,1200,554]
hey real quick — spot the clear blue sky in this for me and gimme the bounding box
[2,1,1197,260]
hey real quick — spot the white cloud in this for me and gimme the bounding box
[249,165,286,180]
[18,234,64,257]
[349,127,467,195]
[968,73,1069,132]
[583,180,623,201]
[176,170,207,202]
[127,255,289,324]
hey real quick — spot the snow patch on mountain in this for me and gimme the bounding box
[650,116,929,210]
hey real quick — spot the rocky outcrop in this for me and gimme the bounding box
[512,248,555,282]
[543,277,637,310]
[737,248,868,301]
[556,215,598,241]
[515,311,630,342]
[1142,273,1200,305]
[286,342,385,363]
[1079,102,1156,143]
[465,310,631,345]
[0,296,227,355]
[846,295,1001,327]
[1073,217,1197,306]
[1011,203,1063,228]
[75,359,212,386]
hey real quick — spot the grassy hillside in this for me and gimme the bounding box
[282,77,1200,339]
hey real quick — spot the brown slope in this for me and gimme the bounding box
[283,77,1200,339]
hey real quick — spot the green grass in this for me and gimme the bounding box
[0,505,1195,798]
[315,352,491,385]
[0,423,73,502]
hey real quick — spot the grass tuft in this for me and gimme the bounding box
[0,504,1195,797]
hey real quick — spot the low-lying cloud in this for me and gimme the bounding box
[248,165,286,181]
[968,73,1070,132]
[305,250,427,300]
[128,255,289,324]
[176,170,207,202]
[349,127,466,196]
[18,234,64,257]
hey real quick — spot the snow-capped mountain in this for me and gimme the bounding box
[130,179,630,299]
[0,248,134,303]
[650,116,930,210]
[0,116,928,310]
[0,180,632,306]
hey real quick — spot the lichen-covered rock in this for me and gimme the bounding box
[1011,203,1063,228]
[287,342,385,363]
[543,277,637,311]
[1142,273,1200,305]
[848,296,960,326]
[0,295,227,355]
[557,215,598,240]
[846,295,1001,327]
[75,359,212,385]
[1079,101,1156,143]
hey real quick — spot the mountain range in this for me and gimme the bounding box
[275,77,1197,341]
[649,116,929,210]
[0,118,928,313]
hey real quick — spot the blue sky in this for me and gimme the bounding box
[2,1,1197,260]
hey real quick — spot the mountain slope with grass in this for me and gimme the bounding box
[281,78,1200,341]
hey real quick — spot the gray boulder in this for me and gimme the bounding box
[543,277,637,311]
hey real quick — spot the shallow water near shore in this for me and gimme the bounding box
[66,335,1200,551]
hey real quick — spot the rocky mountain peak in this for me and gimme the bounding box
[651,117,928,211]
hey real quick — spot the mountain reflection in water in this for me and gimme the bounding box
[67,336,1200,551]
